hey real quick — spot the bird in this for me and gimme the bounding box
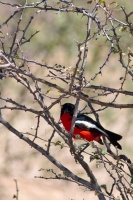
[60,103,122,149]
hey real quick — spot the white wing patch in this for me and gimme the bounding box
[75,120,106,135]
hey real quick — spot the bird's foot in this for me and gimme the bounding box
[76,143,90,155]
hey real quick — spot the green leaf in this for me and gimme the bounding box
[58,90,63,93]
[15,54,19,59]
[60,143,65,149]
[54,141,64,149]
[112,48,119,54]
[90,155,95,162]
[131,175,133,184]
[87,0,93,4]
[90,154,100,162]
[54,141,61,146]
[46,89,50,94]
[101,149,107,155]
[38,168,44,171]
[99,0,105,3]
[100,184,107,191]
[119,26,127,32]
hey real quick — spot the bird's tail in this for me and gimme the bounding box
[105,129,122,150]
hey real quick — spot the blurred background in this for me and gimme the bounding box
[0,0,133,199]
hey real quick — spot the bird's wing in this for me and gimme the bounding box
[75,114,108,136]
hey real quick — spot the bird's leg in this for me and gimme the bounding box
[77,143,90,155]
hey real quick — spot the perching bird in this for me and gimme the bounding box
[60,103,122,149]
